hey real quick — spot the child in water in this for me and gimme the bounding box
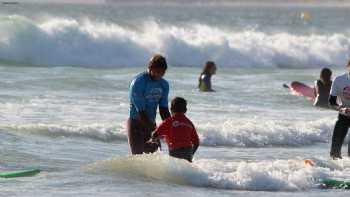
[198,61,217,92]
[313,67,332,108]
[148,97,200,162]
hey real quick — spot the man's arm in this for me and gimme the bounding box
[159,107,170,120]
[139,111,156,131]
[130,78,155,130]
[159,81,170,120]
[130,78,146,114]
[192,144,199,155]
[329,95,339,110]
[328,95,350,114]
[328,78,343,111]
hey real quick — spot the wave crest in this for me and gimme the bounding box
[3,123,126,142]
[0,15,349,68]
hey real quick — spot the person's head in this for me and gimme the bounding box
[170,97,187,114]
[347,59,350,72]
[320,67,332,82]
[148,54,167,80]
[202,61,217,75]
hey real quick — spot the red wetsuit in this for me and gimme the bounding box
[154,113,199,162]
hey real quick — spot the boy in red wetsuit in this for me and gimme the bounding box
[148,97,199,162]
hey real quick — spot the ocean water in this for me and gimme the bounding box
[1,1,350,196]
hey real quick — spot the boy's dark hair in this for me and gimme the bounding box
[171,97,187,113]
[149,54,167,70]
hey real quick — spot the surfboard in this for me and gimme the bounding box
[302,159,349,189]
[284,81,315,101]
[321,179,350,189]
[0,169,40,178]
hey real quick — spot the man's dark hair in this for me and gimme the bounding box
[148,54,167,70]
[171,97,187,113]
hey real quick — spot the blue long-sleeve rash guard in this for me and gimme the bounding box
[129,72,169,122]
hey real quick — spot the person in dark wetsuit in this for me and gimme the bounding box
[329,60,350,159]
[198,61,217,92]
[128,54,171,155]
[148,97,200,162]
[313,67,332,108]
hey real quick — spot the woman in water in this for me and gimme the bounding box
[313,67,332,108]
[198,61,217,92]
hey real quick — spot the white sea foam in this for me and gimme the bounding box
[0,117,337,147]
[89,154,350,191]
[0,116,338,147]
[0,15,349,68]
[2,123,126,142]
[199,118,334,147]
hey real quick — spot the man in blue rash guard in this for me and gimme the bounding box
[128,54,171,154]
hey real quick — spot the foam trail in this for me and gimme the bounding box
[88,154,350,191]
[0,15,349,68]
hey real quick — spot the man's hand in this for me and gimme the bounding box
[144,140,160,153]
[339,107,350,115]
[144,121,156,131]
[146,137,157,144]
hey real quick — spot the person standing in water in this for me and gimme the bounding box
[198,61,217,92]
[128,54,171,154]
[148,97,199,162]
[313,67,332,108]
[329,60,350,159]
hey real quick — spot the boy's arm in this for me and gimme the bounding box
[150,118,170,141]
[190,123,200,155]
[150,130,160,141]
[192,144,199,155]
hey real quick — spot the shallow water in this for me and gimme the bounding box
[1,1,350,196]
[1,65,350,196]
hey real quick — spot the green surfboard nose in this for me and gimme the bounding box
[0,169,40,178]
